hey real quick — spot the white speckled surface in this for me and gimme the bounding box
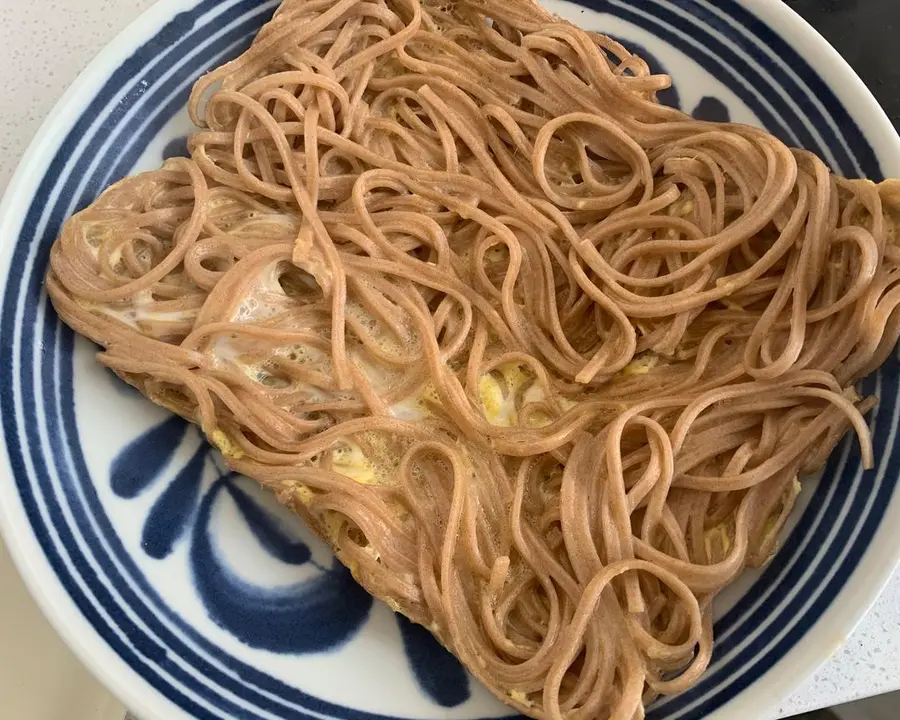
[774,567,900,717]
[0,0,156,188]
[0,1,898,717]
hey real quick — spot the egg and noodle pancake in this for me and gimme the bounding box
[46,0,900,717]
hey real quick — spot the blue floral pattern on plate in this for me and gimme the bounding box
[112,416,471,707]
[138,32,727,709]
[2,1,892,718]
[118,29,729,715]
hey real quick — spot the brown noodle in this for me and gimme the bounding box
[45,0,900,717]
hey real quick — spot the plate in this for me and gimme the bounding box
[1,1,900,719]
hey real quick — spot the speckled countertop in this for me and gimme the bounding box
[0,1,899,718]
[780,2,900,713]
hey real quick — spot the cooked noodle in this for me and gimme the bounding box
[45,0,900,717]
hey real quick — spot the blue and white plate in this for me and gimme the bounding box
[1,1,899,719]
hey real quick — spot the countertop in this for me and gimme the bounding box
[0,538,126,720]
[1,1,899,718]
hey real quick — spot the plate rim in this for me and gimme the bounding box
[0,4,214,718]
[693,1,900,717]
[0,1,899,719]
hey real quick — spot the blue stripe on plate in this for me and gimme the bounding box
[17,4,516,716]
[0,0,893,718]
[690,0,881,180]
[601,0,798,148]
[652,373,899,718]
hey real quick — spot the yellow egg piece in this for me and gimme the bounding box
[703,522,733,562]
[478,373,517,427]
[620,353,659,377]
[331,441,377,485]
[211,429,245,460]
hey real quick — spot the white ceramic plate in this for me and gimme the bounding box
[1,1,900,719]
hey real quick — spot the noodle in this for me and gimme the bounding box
[44,0,900,717]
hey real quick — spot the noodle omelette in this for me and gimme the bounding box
[44,0,900,717]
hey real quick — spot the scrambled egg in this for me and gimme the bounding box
[388,363,556,429]
[477,362,541,427]
[510,691,533,708]
[389,395,430,421]
[294,486,315,506]
[211,429,244,459]
[331,441,377,485]
[79,293,197,331]
[703,521,733,563]
[478,373,517,427]
[390,383,440,421]
[321,509,346,544]
[620,352,659,377]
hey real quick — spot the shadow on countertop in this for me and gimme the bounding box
[787,0,899,130]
